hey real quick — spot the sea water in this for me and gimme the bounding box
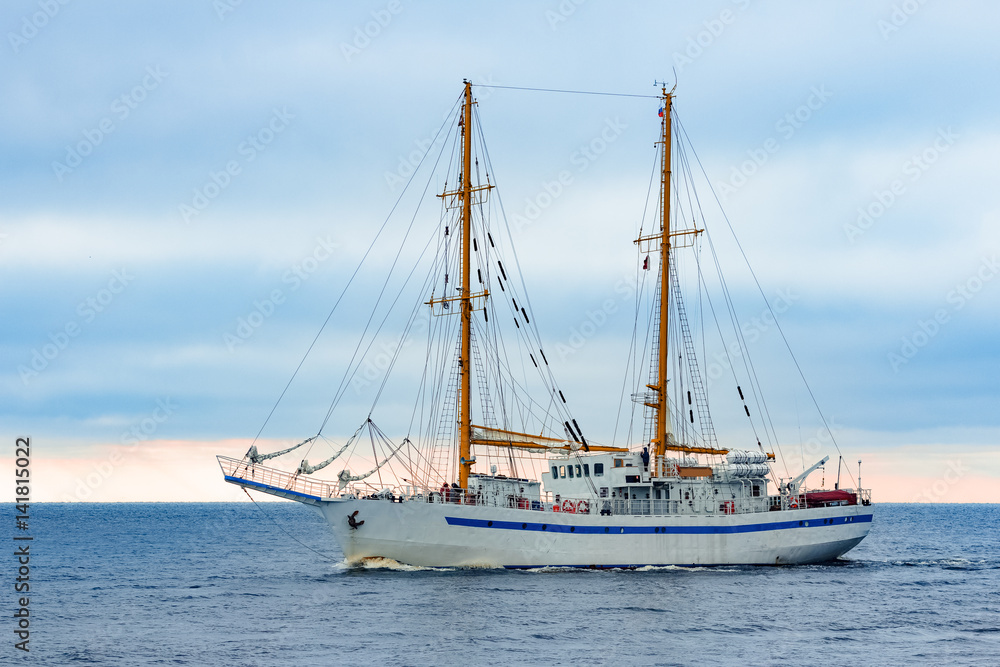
[11,503,1000,665]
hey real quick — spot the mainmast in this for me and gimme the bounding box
[458,80,474,489]
[635,87,725,464]
[653,87,673,461]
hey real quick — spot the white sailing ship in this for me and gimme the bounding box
[219,81,873,568]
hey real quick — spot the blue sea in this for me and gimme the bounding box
[10,503,999,665]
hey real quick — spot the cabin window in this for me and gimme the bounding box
[752,485,760,497]
[575,465,582,478]
[583,464,590,477]
[614,459,624,468]
[568,466,574,479]
[551,466,558,478]
[559,466,566,479]
[594,463,604,476]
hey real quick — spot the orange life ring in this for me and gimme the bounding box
[576,500,590,514]
[789,496,799,509]
[561,499,577,514]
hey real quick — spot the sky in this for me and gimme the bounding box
[2,0,998,502]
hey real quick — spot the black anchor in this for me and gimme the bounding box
[347,510,365,529]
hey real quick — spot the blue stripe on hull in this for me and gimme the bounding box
[445,513,873,534]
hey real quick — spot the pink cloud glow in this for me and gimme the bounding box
[4,440,998,503]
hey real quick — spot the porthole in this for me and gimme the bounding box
[487,520,493,527]
[542,524,547,531]
[604,527,610,533]
[522,523,527,529]
[570,526,576,533]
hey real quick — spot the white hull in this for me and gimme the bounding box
[314,498,872,568]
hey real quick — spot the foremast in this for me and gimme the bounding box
[429,80,493,489]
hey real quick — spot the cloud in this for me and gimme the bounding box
[3,1,999,500]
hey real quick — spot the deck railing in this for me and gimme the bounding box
[221,456,869,516]
[218,456,337,500]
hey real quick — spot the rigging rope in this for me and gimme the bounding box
[674,113,856,487]
[315,96,464,437]
[242,488,341,564]
[472,83,658,99]
[249,91,464,450]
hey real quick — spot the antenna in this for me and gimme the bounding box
[655,71,679,92]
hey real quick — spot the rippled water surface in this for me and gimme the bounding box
[20,503,1000,665]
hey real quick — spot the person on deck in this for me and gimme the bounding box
[641,446,650,470]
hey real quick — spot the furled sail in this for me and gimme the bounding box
[336,438,410,490]
[246,436,316,464]
[296,437,355,476]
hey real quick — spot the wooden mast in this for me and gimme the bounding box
[654,87,673,462]
[635,88,726,464]
[458,80,473,489]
